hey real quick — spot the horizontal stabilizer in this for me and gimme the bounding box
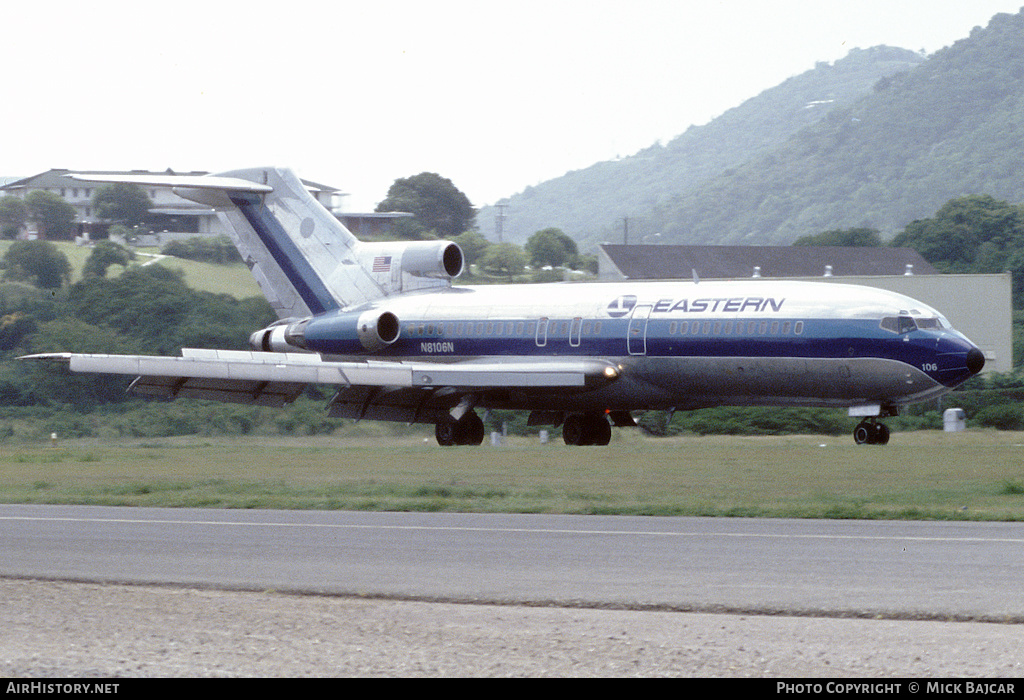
[68,173,273,193]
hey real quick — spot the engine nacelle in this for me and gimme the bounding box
[354,240,463,295]
[398,240,464,279]
[252,309,401,355]
[354,309,401,352]
[249,318,312,353]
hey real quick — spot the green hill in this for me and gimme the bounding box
[651,10,1024,245]
[479,45,925,245]
[481,9,1024,249]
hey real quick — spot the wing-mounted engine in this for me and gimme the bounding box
[352,240,464,296]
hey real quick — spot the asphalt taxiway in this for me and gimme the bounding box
[3,504,1023,620]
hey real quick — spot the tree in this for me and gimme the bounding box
[376,173,476,239]
[92,183,153,227]
[792,227,882,247]
[891,195,1024,272]
[525,227,578,268]
[25,318,139,409]
[24,190,76,240]
[451,230,491,269]
[68,265,193,354]
[0,196,28,239]
[68,264,275,355]
[82,240,134,278]
[1,240,72,289]
[481,242,527,281]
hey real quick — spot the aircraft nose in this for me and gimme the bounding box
[966,347,985,375]
[934,336,986,388]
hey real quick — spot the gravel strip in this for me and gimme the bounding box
[1,579,1022,677]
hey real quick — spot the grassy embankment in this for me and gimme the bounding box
[1,430,1023,520]
[0,240,262,298]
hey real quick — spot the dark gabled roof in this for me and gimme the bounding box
[600,244,938,279]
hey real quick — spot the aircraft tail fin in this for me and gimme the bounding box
[205,167,378,318]
[72,168,462,319]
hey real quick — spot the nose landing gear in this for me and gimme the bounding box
[853,418,890,445]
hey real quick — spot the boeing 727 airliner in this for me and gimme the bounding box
[22,167,985,446]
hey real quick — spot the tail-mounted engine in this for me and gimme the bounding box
[249,309,401,355]
[249,318,310,353]
[355,240,463,295]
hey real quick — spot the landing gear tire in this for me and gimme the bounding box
[563,413,612,446]
[562,414,588,445]
[591,415,612,446]
[435,411,485,446]
[854,419,890,446]
[435,419,457,446]
[456,411,485,446]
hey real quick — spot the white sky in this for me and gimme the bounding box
[3,1,1023,211]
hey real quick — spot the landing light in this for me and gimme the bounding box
[604,366,619,379]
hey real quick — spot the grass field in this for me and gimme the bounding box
[2,429,1024,520]
[0,240,263,298]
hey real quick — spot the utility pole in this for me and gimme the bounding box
[495,201,509,243]
[623,216,629,245]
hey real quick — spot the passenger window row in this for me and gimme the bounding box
[404,318,807,339]
[667,320,804,336]
[405,320,606,338]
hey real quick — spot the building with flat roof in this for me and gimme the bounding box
[599,244,938,280]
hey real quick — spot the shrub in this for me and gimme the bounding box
[161,236,241,264]
[974,404,1024,431]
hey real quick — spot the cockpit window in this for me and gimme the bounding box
[914,317,943,330]
[880,316,918,334]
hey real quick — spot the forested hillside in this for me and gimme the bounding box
[482,10,1024,250]
[478,45,924,245]
[649,10,1024,246]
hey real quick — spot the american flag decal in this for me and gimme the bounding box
[372,256,392,273]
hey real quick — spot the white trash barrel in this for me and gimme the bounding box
[943,408,967,432]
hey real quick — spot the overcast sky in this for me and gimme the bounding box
[3,1,1023,211]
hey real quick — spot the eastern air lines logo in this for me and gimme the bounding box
[607,295,637,318]
[606,294,787,317]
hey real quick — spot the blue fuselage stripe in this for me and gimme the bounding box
[230,194,339,315]
[306,314,973,387]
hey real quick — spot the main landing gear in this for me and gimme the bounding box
[853,418,890,446]
[562,413,612,446]
[434,410,616,447]
[435,411,485,446]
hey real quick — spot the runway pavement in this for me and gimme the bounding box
[3,504,1023,620]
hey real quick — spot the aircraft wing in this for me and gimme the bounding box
[21,349,618,420]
